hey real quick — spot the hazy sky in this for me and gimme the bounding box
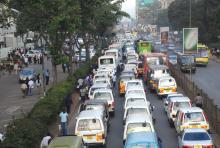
[122,0,136,19]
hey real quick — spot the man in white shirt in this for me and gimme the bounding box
[59,109,68,136]
[28,79,34,96]
[40,133,51,148]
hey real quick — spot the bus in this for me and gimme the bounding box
[137,40,152,55]
[195,43,209,66]
[143,53,167,82]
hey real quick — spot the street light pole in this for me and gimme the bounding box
[189,0,192,27]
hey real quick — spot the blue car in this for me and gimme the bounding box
[124,132,163,148]
[19,68,36,83]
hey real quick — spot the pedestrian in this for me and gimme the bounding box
[65,94,73,114]
[62,63,66,73]
[33,55,37,64]
[28,56,32,64]
[36,74,41,94]
[194,93,204,108]
[20,83,28,98]
[112,74,116,87]
[14,62,18,74]
[28,79,34,96]
[44,69,50,85]
[24,56,28,67]
[25,77,29,95]
[59,108,68,136]
[0,132,4,142]
[79,85,86,102]
[40,132,51,148]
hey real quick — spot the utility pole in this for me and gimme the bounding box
[189,0,192,27]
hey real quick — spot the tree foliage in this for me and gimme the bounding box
[168,0,220,43]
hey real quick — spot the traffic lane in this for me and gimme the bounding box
[106,81,124,148]
[146,93,179,148]
[186,60,220,106]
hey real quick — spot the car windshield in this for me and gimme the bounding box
[121,76,135,82]
[159,78,176,87]
[127,122,152,134]
[169,55,177,61]
[95,75,107,79]
[100,58,114,65]
[184,112,205,123]
[20,70,33,75]
[90,87,104,96]
[106,52,116,57]
[173,102,190,111]
[184,132,210,141]
[127,82,142,88]
[127,98,145,106]
[94,92,112,101]
[85,105,104,111]
[77,119,101,131]
[181,56,194,64]
[95,80,108,85]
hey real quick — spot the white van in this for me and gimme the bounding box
[105,49,119,64]
[75,110,107,147]
[157,76,177,96]
[98,55,116,72]
[123,114,154,143]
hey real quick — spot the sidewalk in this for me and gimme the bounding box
[0,59,68,132]
[210,55,220,63]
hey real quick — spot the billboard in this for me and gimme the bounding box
[138,0,154,7]
[160,27,169,45]
[183,28,198,53]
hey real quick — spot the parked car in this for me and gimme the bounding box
[178,128,214,148]
[19,68,36,83]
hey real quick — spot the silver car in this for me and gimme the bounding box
[178,128,214,148]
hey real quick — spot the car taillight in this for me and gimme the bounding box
[203,111,209,121]
[182,145,193,148]
[202,145,214,148]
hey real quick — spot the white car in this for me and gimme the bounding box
[178,128,214,148]
[164,93,184,113]
[123,114,154,143]
[88,83,110,99]
[167,96,192,127]
[92,88,115,115]
[125,79,143,93]
[123,100,152,124]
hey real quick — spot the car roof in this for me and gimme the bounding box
[179,107,203,113]
[99,55,115,59]
[126,79,142,83]
[159,76,175,80]
[126,85,144,91]
[84,99,108,105]
[94,78,110,81]
[105,49,118,52]
[93,88,112,93]
[78,110,103,119]
[126,93,146,99]
[126,132,158,145]
[120,73,135,77]
[91,83,109,88]
[126,114,152,123]
[170,96,190,102]
[48,136,82,148]
[167,93,183,98]
[126,100,149,108]
[149,65,169,70]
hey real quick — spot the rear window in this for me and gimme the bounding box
[127,108,148,116]
[160,78,176,87]
[183,132,210,141]
[127,122,152,134]
[77,119,101,131]
[173,102,190,111]
[184,112,205,123]
[127,82,142,88]
[121,76,135,82]
[94,92,112,101]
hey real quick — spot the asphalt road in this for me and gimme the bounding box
[184,60,220,107]
[105,78,179,148]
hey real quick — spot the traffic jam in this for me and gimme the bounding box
[73,38,214,148]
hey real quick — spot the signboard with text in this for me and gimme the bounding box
[183,28,198,53]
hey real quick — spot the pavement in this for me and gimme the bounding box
[0,58,68,132]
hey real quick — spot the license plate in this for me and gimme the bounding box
[190,125,198,128]
[85,135,93,140]
[194,145,202,148]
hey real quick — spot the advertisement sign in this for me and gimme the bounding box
[160,27,169,45]
[183,28,198,53]
[139,0,154,7]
